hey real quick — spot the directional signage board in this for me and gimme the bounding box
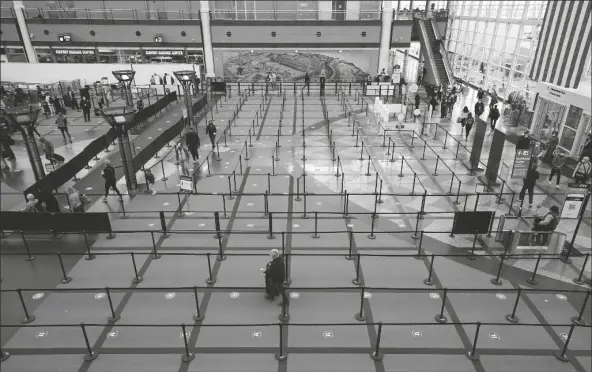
[511,149,531,179]
[561,193,586,219]
[179,175,193,192]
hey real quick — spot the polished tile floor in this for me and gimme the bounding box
[0,86,590,372]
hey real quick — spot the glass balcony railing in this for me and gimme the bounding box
[209,9,382,21]
[0,7,15,18]
[22,8,200,21]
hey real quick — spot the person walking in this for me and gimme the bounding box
[458,106,469,135]
[464,112,475,141]
[446,94,455,119]
[319,73,326,96]
[530,142,544,167]
[488,104,500,133]
[206,121,217,148]
[185,127,200,161]
[67,186,85,212]
[45,94,55,116]
[518,163,540,208]
[102,159,122,201]
[39,137,64,165]
[543,131,559,163]
[436,85,443,101]
[429,96,438,117]
[414,94,420,110]
[80,96,91,122]
[304,72,310,95]
[67,87,79,111]
[533,205,560,245]
[53,95,63,115]
[474,98,484,119]
[477,88,484,101]
[572,156,591,185]
[55,112,72,143]
[517,130,532,149]
[548,151,566,189]
[261,249,288,305]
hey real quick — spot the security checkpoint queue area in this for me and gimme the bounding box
[0,82,591,372]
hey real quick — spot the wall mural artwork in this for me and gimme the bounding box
[221,51,372,82]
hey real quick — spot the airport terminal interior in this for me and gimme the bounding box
[0,1,591,371]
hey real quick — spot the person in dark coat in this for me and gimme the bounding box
[464,112,475,140]
[185,127,200,161]
[80,96,91,122]
[474,99,484,118]
[517,131,532,149]
[67,87,79,111]
[319,73,326,96]
[36,188,60,213]
[262,249,288,305]
[205,121,217,148]
[519,163,539,208]
[488,104,500,132]
[477,88,484,100]
[533,205,560,245]
[102,159,122,201]
[414,94,420,109]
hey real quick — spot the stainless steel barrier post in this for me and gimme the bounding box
[466,322,481,361]
[355,287,367,321]
[17,288,35,324]
[435,288,448,323]
[505,287,522,323]
[352,254,363,285]
[554,323,576,362]
[80,323,98,361]
[424,254,435,285]
[181,323,195,362]
[573,253,590,285]
[526,253,542,285]
[57,252,72,284]
[491,254,505,285]
[275,323,287,361]
[571,291,590,326]
[105,287,120,322]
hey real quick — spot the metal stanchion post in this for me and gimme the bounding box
[268,212,276,240]
[17,288,36,323]
[284,253,292,284]
[505,287,522,323]
[346,230,354,260]
[57,252,72,284]
[206,253,215,284]
[83,231,95,260]
[130,252,143,283]
[573,254,590,285]
[371,322,384,361]
[415,231,424,259]
[20,231,36,261]
[491,254,506,285]
[352,254,363,285]
[411,213,421,239]
[554,323,577,362]
[355,287,367,321]
[105,287,120,322]
[466,322,482,361]
[311,212,320,239]
[571,291,590,326]
[150,231,161,259]
[275,323,287,361]
[80,323,99,361]
[424,254,435,286]
[192,286,204,321]
[526,253,542,285]
[302,194,309,219]
[435,288,448,323]
[180,323,195,362]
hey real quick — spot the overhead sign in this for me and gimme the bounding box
[55,49,95,55]
[511,149,531,179]
[179,175,193,192]
[144,50,184,56]
[561,193,586,219]
[392,64,401,83]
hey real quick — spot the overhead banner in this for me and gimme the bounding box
[511,149,531,179]
[561,193,586,219]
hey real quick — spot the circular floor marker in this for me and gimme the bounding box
[322,331,334,339]
[247,203,255,207]
[230,292,240,299]
[290,292,300,299]
[85,187,93,191]
[94,293,105,300]
[199,223,206,227]
[247,224,255,228]
[364,292,372,299]
[560,333,568,340]
[148,223,155,228]
[495,293,507,300]
[226,162,230,165]
[32,293,45,300]
[219,175,224,178]
[252,330,263,338]
[429,292,440,300]
[346,224,354,228]
[148,137,153,140]
[411,329,422,338]
[36,330,49,339]
[556,294,567,301]
[316,202,322,205]
[293,224,300,228]
[165,292,176,299]
[180,331,191,339]
[163,202,170,206]
[107,330,119,338]
[489,332,500,340]
[252,184,258,187]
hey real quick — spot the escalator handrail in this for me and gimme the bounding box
[429,17,454,86]
[414,15,442,86]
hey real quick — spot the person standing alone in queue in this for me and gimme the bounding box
[206,121,217,148]
[102,159,122,202]
[185,127,200,161]
[319,73,326,96]
[464,112,475,141]
[81,96,91,122]
[518,163,539,209]
[261,249,289,305]
[474,98,484,119]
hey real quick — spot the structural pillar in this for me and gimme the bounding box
[199,1,215,78]
[119,130,137,192]
[13,1,38,63]
[378,4,394,74]
[22,127,45,181]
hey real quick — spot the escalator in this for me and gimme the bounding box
[414,16,453,86]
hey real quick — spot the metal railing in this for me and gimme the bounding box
[429,17,454,85]
[22,7,200,21]
[209,9,381,21]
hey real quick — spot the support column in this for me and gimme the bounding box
[200,1,215,78]
[119,130,138,192]
[13,1,38,63]
[403,50,409,80]
[378,5,394,74]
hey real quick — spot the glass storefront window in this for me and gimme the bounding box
[6,47,27,62]
[564,105,584,132]
[98,49,118,63]
[35,48,54,63]
[55,48,97,63]
[117,49,144,64]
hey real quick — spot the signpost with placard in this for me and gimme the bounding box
[561,194,586,219]
[180,175,194,193]
[511,149,531,179]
